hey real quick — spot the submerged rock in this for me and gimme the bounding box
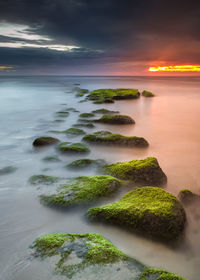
[40,175,122,207]
[142,90,155,97]
[104,157,167,185]
[56,111,69,117]
[88,88,140,103]
[73,123,95,128]
[178,189,200,204]
[83,131,148,147]
[66,158,106,169]
[33,136,60,147]
[75,88,89,97]
[29,174,60,185]
[92,108,119,114]
[94,114,135,125]
[31,232,186,280]
[79,113,95,118]
[0,166,17,175]
[88,187,186,240]
[58,142,90,153]
[42,155,61,162]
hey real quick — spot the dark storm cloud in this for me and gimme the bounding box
[0,0,200,73]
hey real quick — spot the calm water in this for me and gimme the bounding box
[0,76,199,280]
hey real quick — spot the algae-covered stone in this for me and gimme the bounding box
[88,88,140,103]
[79,113,95,118]
[58,142,90,153]
[88,187,186,240]
[92,108,119,114]
[178,189,200,204]
[42,155,61,162]
[33,136,60,147]
[40,175,122,207]
[75,88,89,97]
[65,107,79,112]
[142,90,155,97]
[94,114,135,125]
[56,111,69,117]
[104,157,167,185]
[29,174,60,185]
[83,131,148,147]
[64,128,86,135]
[73,123,95,128]
[31,232,187,280]
[66,158,106,169]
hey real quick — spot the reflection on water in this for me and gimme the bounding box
[0,76,200,280]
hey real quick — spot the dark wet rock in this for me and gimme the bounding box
[40,175,122,208]
[56,111,69,117]
[33,136,60,147]
[31,233,186,280]
[88,187,186,240]
[94,114,135,125]
[104,157,167,185]
[83,131,148,147]
[79,113,95,118]
[0,166,17,175]
[66,158,106,169]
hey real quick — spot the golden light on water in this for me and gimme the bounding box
[148,65,200,72]
[0,66,13,70]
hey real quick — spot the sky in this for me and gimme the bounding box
[0,0,200,75]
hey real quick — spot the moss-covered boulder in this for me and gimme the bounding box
[66,158,106,169]
[73,123,95,128]
[29,174,60,185]
[58,142,90,153]
[178,189,200,204]
[83,131,148,147]
[88,88,140,103]
[40,175,122,207]
[94,114,135,125]
[88,187,186,240]
[42,155,61,162]
[33,136,60,147]
[31,232,186,280]
[79,113,95,118]
[142,90,155,97]
[92,108,119,114]
[104,157,167,185]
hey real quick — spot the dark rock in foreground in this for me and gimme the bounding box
[33,136,60,147]
[83,131,148,147]
[88,187,186,240]
[31,232,187,280]
[104,157,167,185]
[94,114,135,125]
[40,175,122,208]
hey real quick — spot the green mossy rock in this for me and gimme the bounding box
[29,174,60,185]
[79,113,95,118]
[88,88,140,103]
[31,233,186,280]
[94,114,135,125]
[92,108,119,114]
[58,142,90,153]
[178,189,200,204]
[83,131,148,147]
[40,175,122,207]
[88,187,186,240]
[66,158,106,169]
[142,90,155,97]
[75,88,89,97]
[56,111,69,117]
[42,155,61,162]
[104,157,167,185]
[73,123,95,128]
[64,128,86,135]
[33,136,60,147]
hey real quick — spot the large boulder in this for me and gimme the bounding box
[33,136,60,146]
[88,187,186,240]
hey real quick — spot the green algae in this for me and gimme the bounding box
[40,175,123,207]
[33,136,60,147]
[140,267,186,280]
[49,128,86,135]
[66,158,106,169]
[79,113,95,118]
[94,114,135,124]
[73,123,95,128]
[42,155,61,162]
[75,88,89,97]
[142,90,155,97]
[88,88,140,103]
[56,111,70,117]
[29,174,60,185]
[58,142,90,153]
[104,157,167,185]
[92,108,119,114]
[83,131,148,147]
[88,187,186,240]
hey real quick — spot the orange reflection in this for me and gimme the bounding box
[148,65,200,72]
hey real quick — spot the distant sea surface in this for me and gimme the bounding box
[0,76,199,280]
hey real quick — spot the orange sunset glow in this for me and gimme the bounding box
[148,65,200,72]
